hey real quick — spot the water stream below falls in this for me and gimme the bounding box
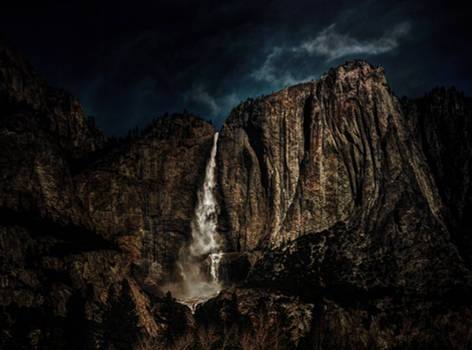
[164,132,223,311]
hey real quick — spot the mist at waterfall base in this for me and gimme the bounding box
[162,133,223,309]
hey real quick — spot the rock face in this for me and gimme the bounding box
[0,37,105,228]
[217,62,445,251]
[1,35,472,349]
[75,114,215,286]
[402,88,472,268]
[0,36,106,160]
[0,39,201,349]
[214,61,472,348]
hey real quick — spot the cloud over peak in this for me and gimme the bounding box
[252,21,411,86]
[300,22,411,61]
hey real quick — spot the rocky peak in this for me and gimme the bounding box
[203,61,472,349]
[0,38,205,349]
[320,60,387,88]
[215,56,471,307]
[216,59,439,251]
[0,35,43,108]
[0,38,106,159]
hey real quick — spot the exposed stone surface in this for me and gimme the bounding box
[75,114,215,284]
[0,39,197,349]
[1,35,472,349]
[217,61,445,251]
[216,61,472,348]
[0,37,105,228]
[0,36,106,160]
[402,88,472,267]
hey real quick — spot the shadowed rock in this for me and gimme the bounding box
[1,34,472,349]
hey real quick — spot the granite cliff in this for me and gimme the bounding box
[1,36,471,349]
[203,61,472,349]
[0,38,204,349]
[217,62,444,251]
[403,88,472,268]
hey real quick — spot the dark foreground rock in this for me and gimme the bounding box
[0,38,198,349]
[194,286,471,349]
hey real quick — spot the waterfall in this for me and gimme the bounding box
[164,132,223,310]
[189,132,220,258]
[209,252,223,280]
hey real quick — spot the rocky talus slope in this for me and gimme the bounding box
[1,35,471,349]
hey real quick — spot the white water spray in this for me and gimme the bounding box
[189,132,220,258]
[164,132,223,309]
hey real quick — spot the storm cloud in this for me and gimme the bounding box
[300,22,411,61]
[0,1,470,136]
[252,21,411,86]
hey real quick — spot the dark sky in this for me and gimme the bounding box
[1,1,470,136]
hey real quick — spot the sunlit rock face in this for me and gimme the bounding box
[219,61,466,289]
[213,61,472,348]
[217,61,446,252]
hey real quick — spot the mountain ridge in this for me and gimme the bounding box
[1,38,471,349]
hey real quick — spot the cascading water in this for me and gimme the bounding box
[189,131,220,259]
[164,132,223,310]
